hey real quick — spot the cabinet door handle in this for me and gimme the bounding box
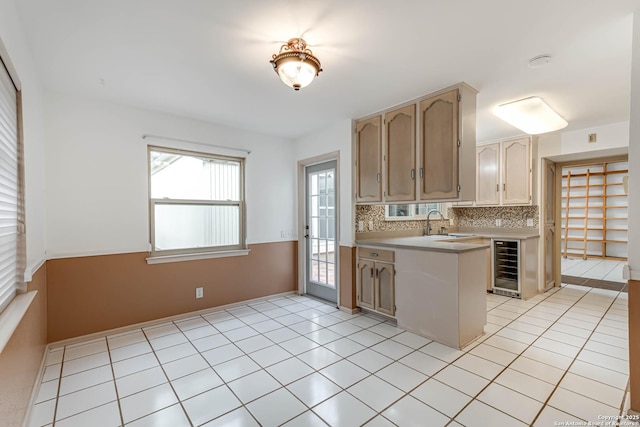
[370,268,374,278]
[496,184,499,192]
[503,183,506,191]
[369,252,379,257]
[419,168,424,179]
[375,268,379,278]
[411,169,415,180]
[376,173,381,183]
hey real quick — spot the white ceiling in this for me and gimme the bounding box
[14,0,640,141]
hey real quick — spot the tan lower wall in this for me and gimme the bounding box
[0,264,48,427]
[340,246,357,310]
[47,241,297,342]
[630,280,640,411]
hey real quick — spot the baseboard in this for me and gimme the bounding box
[22,343,50,427]
[339,306,360,315]
[49,290,296,349]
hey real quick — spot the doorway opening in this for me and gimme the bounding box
[559,157,628,286]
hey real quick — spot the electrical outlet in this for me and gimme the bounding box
[495,219,501,227]
[358,221,364,232]
[196,287,203,299]
[527,218,534,227]
[368,221,374,231]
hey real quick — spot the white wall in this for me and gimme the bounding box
[628,11,640,279]
[562,121,629,154]
[0,0,48,275]
[294,119,354,246]
[44,92,296,258]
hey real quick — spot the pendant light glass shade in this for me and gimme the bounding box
[270,38,322,91]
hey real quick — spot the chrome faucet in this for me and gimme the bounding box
[425,209,445,236]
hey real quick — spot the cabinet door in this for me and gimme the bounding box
[385,105,416,202]
[357,259,375,309]
[355,116,382,202]
[476,143,500,205]
[375,262,395,316]
[502,138,531,204]
[419,89,459,200]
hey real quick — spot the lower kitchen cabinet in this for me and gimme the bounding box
[356,247,396,317]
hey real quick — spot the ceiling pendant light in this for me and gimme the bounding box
[270,38,322,91]
[493,96,568,134]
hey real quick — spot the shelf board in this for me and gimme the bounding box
[562,170,627,178]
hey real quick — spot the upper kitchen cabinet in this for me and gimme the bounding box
[419,84,477,202]
[385,105,416,202]
[475,137,533,206]
[476,143,500,205]
[355,116,382,202]
[354,82,477,204]
[502,137,532,204]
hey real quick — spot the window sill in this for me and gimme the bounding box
[0,291,37,355]
[146,249,251,265]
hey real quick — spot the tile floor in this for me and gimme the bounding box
[561,257,626,283]
[28,285,630,426]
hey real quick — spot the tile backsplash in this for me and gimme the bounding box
[355,204,539,233]
[355,205,449,234]
[450,205,539,228]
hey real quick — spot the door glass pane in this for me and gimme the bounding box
[307,164,337,291]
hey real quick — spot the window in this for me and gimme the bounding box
[0,57,25,313]
[148,146,245,256]
[385,203,447,220]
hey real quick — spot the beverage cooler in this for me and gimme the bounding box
[492,239,520,298]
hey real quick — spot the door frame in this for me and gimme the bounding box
[548,152,628,288]
[297,151,340,307]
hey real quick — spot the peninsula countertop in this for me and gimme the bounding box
[355,227,539,252]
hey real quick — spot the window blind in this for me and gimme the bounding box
[0,60,19,314]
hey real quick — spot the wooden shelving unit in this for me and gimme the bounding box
[561,160,628,260]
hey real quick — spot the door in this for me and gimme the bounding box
[305,160,338,303]
[385,105,416,202]
[544,159,557,289]
[375,262,395,316]
[355,116,382,202]
[419,89,459,200]
[357,258,375,309]
[476,143,500,205]
[502,138,531,204]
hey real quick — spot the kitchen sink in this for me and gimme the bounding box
[424,233,477,241]
[423,234,452,240]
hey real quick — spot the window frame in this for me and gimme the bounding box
[0,53,26,316]
[147,145,247,258]
[384,203,449,221]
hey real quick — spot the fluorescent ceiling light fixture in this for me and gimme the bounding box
[493,96,568,134]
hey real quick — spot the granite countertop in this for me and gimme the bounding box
[355,227,539,252]
[356,236,490,253]
[453,227,540,240]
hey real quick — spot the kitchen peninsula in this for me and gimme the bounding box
[356,235,489,349]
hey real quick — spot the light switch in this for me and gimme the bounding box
[368,221,374,230]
